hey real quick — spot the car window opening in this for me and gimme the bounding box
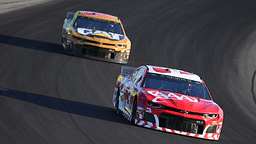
[74,16,124,35]
[143,73,211,100]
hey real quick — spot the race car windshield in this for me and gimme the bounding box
[73,16,124,35]
[143,73,211,100]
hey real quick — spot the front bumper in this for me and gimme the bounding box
[64,42,128,64]
[134,118,221,140]
[135,106,223,140]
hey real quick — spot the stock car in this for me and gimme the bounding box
[61,11,131,64]
[112,65,224,140]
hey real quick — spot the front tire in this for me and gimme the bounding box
[115,89,121,115]
[131,97,137,123]
[62,38,67,53]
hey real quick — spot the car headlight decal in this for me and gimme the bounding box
[203,114,218,118]
[115,44,126,48]
[67,30,72,35]
[146,101,163,108]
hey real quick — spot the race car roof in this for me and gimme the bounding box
[78,11,119,22]
[146,65,202,82]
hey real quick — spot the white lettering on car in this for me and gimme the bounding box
[148,91,198,102]
[147,91,169,99]
[77,28,123,40]
[152,97,162,103]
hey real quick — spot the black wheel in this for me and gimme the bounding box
[115,89,121,115]
[62,38,67,53]
[131,97,137,123]
[60,37,64,49]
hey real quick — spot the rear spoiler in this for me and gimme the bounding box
[66,12,75,20]
[121,66,136,76]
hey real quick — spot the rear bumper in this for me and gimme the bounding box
[65,43,128,64]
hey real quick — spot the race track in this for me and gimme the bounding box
[1,0,256,143]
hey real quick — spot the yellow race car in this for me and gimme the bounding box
[61,11,131,64]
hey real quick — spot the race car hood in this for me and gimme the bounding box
[76,28,126,41]
[143,88,220,114]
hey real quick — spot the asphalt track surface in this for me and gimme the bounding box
[1,0,256,143]
[0,0,49,14]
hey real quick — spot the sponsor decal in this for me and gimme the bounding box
[124,107,131,114]
[137,107,144,119]
[77,28,124,41]
[131,89,138,96]
[70,12,79,25]
[153,67,171,73]
[126,50,130,59]
[148,91,198,102]
[83,11,117,19]
[152,97,163,103]
[118,76,124,82]
[137,107,144,114]
[180,71,193,75]
[148,91,169,99]
[83,11,98,16]
[120,94,125,102]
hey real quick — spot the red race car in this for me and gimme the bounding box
[112,65,223,140]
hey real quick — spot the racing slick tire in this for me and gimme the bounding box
[115,89,122,115]
[61,37,67,53]
[131,96,138,123]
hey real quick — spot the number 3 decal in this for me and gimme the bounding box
[146,107,151,113]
